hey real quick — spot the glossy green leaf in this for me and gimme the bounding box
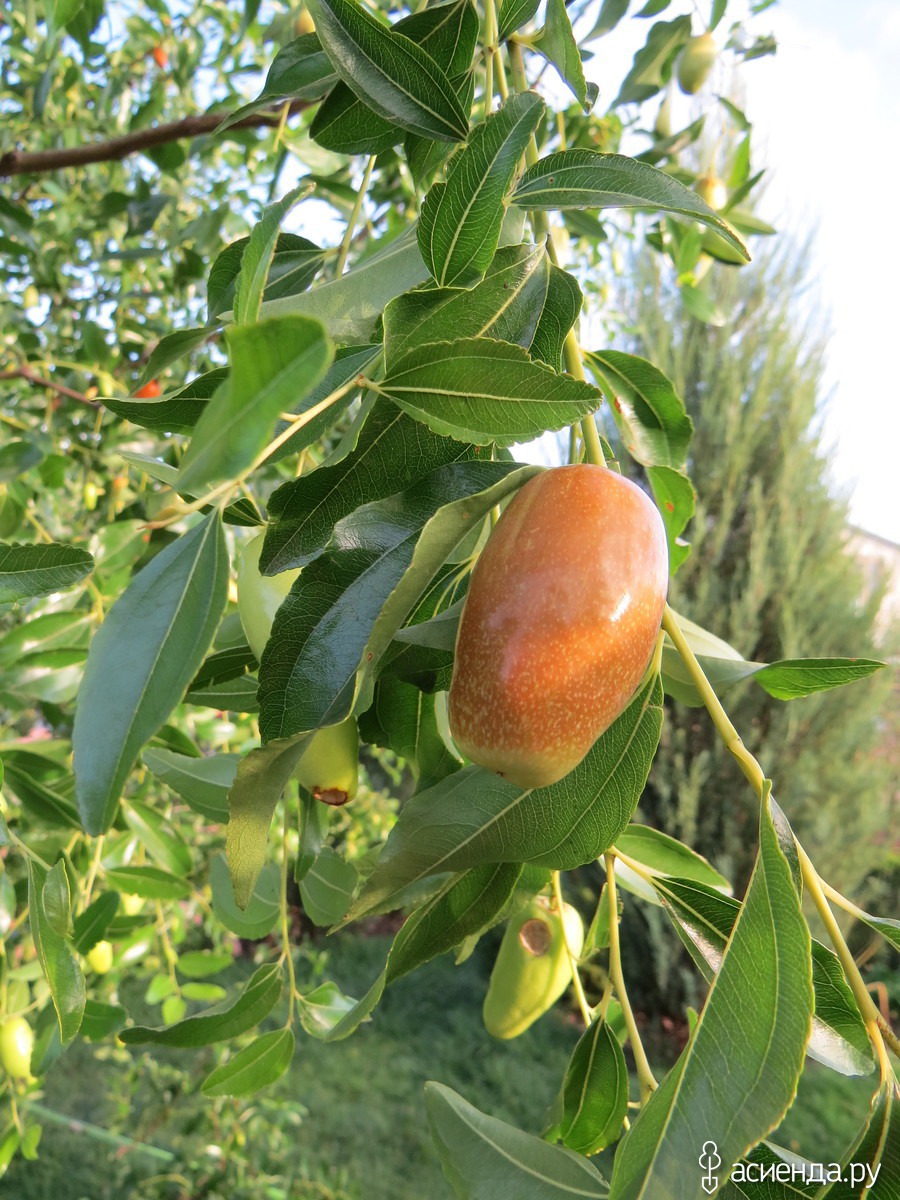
[41,860,71,938]
[208,233,326,322]
[752,658,885,700]
[612,15,690,105]
[104,865,192,901]
[201,1029,295,1097]
[818,1082,900,1200]
[120,962,284,1047]
[614,824,731,899]
[307,0,469,141]
[311,83,398,154]
[345,675,663,922]
[426,1082,609,1198]
[296,792,329,883]
[210,854,281,939]
[80,999,127,1041]
[498,0,540,38]
[530,264,583,370]
[557,1019,628,1155]
[646,466,694,573]
[72,892,120,954]
[0,542,94,604]
[585,349,692,468]
[233,184,313,326]
[514,149,748,260]
[359,675,461,790]
[383,242,550,368]
[299,846,359,926]
[258,462,529,741]
[28,860,85,1044]
[297,981,359,1039]
[123,800,192,876]
[73,514,228,834]
[103,368,228,434]
[419,93,545,286]
[217,34,337,130]
[263,398,486,571]
[533,0,599,111]
[0,760,80,828]
[187,672,260,714]
[142,748,237,821]
[378,336,603,445]
[608,796,813,1199]
[177,316,333,492]
[136,326,216,390]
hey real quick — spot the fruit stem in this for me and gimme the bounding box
[604,852,658,1102]
[335,155,375,277]
[550,871,592,1027]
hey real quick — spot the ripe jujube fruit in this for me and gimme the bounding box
[237,534,359,805]
[0,1017,34,1080]
[448,465,668,790]
[677,32,717,94]
[483,897,585,1039]
[134,379,161,399]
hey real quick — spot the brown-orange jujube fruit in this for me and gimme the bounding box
[448,465,668,790]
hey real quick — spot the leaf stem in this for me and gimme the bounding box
[335,156,375,277]
[82,833,105,908]
[604,853,657,1101]
[550,870,592,1027]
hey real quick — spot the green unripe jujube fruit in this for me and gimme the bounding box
[483,896,585,1039]
[237,534,359,805]
[0,1017,34,1080]
[677,33,716,95]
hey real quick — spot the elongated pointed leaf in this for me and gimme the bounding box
[360,675,461,790]
[73,514,228,834]
[120,963,283,1047]
[233,184,313,326]
[28,861,85,1044]
[346,675,663,922]
[0,542,93,604]
[425,1082,609,1198]
[201,1029,295,1098]
[208,233,326,323]
[103,368,228,433]
[498,0,540,38]
[263,399,486,571]
[513,149,748,260]
[819,1083,900,1200]
[558,1019,629,1155]
[533,0,599,111]
[217,34,337,130]
[299,846,358,926]
[608,795,813,1200]
[307,0,469,142]
[378,336,603,445]
[178,316,333,492]
[530,263,583,370]
[210,854,281,939]
[646,465,694,572]
[752,658,885,701]
[72,891,120,954]
[419,93,545,286]
[612,15,690,106]
[614,824,731,900]
[143,748,238,821]
[585,349,692,469]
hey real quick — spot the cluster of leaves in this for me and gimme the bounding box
[1,0,897,1195]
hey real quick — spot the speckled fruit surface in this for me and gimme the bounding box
[448,465,668,790]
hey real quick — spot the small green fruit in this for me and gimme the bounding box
[677,33,717,95]
[696,173,728,211]
[0,1017,34,1080]
[483,897,585,1039]
[86,939,114,975]
[237,534,359,805]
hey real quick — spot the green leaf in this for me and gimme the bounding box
[646,466,694,573]
[297,981,359,1039]
[258,462,529,741]
[608,793,813,1199]
[585,350,692,469]
[104,865,192,901]
[533,0,599,111]
[530,264,583,371]
[41,860,71,937]
[72,891,120,954]
[123,801,192,875]
[80,999,127,1041]
[142,748,237,821]
[0,542,93,604]
[346,675,663,922]
[557,1019,628,1154]
[217,34,337,130]
[28,860,85,1044]
[187,673,260,714]
[201,1028,295,1097]
[383,242,550,368]
[210,854,281,939]
[233,184,314,326]
[612,15,690,106]
[752,658,885,701]
[514,149,748,260]
[120,962,284,1047]
[0,760,80,828]
[177,316,333,492]
[425,1082,609,1198]
[419,93,545,286]
[587,0,631,38]
[498,0,540,38]
[359,675,461,790]
[296,792,329,883]
[73,514,229,834]
[306,0,469,142]
[208,233,326,323]
[299,846,359,926]
[0,439,43,482]
[614,824,731,900]
[263,398,486,571]
[176,951,233,979]
[818,1082,900,1200]
[103,369,228,434]
[311,84,399,154]
[378,337,603,445]
[137,326,216,390]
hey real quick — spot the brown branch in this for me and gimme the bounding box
[0,367,98,406]
[0,99,310,178]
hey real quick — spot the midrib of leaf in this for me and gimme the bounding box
[101,517,220,829]
[455,1111,604,1196]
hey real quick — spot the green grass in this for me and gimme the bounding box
[3,933,880,1200]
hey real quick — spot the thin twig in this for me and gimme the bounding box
[0,367,97,407]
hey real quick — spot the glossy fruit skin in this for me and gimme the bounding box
[696,174,728,212]
[134,379,161,399]
[448,466,668,790]
[483,897,585,1039]
[0,1017,34,1080]
[86,939,114,974]
[237,535,359,804]
[677,33,717,94]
